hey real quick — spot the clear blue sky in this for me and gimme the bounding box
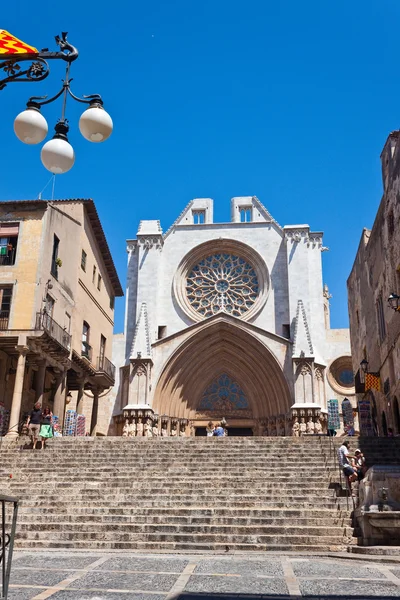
[2,1,398,332]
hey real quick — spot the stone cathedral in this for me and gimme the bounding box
[109,196,355,436]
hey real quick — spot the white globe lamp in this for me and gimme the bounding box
[79,102,113,142]
[14,104,48,145]
[40,122,75,174]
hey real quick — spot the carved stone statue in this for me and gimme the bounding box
[127,420,136,437]
[152,422,159,437]
[277,417,285,437]
[122,419,129,437]
[314,417,322,434]
[299,417,306,436]
[136,417,144,437]
[144,418,153,437]
[291,416,300,437]
[269,420,277,436]
[161,422,168,437]
[179,422,186,437]
[170,421,177,436]
[306,416,315,435]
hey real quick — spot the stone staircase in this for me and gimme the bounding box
[0,436,358,552]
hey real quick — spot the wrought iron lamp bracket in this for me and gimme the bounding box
[0,32,78,90]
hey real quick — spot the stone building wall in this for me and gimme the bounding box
[347,131,400,435]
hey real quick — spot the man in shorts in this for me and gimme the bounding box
[26,401,42,450]
[337,440,357,484]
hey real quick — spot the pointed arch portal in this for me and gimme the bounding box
[153,318,292,431]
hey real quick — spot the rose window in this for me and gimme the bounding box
[186,253,259,318]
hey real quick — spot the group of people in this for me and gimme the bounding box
[206,421,227,437]
[338,440,367,494]
[25,402,54,450]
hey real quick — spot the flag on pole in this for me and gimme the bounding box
[0,30,38,57]
[365,372,381,392]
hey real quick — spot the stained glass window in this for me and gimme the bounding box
[199,373,249,411]
[186,253,259,318]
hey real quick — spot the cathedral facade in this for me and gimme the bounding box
[110,196,355,436]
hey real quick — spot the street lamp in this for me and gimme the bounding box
[388,293,400,312]
[360,359,369,374]
[2,31,112,174]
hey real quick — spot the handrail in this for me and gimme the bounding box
[0,495,19,599]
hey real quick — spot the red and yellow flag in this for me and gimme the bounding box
[365,372,381,392]
[0,30,38,57]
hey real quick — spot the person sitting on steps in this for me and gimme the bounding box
[337,440,358,494]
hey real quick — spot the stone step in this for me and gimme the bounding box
[19,500,345,510]
[16,522,350,536]
[11,477,329,496]
[6,474,331,482]
[16,514,351,526]
[17,506,349,518]
[11,490,338,501]
[15,530,349,545]
[13,539,347,552]
[0,437,357,551]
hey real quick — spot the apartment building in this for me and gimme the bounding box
[0,199,123,436]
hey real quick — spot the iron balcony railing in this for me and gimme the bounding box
[35,312,71,351]
[0,311,10,331]
[81,341,92,361]
[97,355,116,380]
[0,249,16,266]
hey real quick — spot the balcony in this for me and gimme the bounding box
[81,341,92,361]
[0,248,16,266]
[0,311,9,330]
[35,312,71,352]
[97,355,116,380]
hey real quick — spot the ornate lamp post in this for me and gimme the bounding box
[388,293,400,312]
[0,31,112,174]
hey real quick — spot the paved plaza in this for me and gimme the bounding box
[4,551,400,600]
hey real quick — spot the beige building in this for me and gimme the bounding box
[348,131,400,435]
[0,199,123,437]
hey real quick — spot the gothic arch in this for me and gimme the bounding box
[153,316,292,420]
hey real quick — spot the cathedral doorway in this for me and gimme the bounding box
[152,316,292,434]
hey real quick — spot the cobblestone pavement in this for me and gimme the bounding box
[4,551,400,600]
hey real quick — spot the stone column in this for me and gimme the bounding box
[6,345,29,437]
[35,359,47,405]
[90,388,100,436]
[76,378,86,415]
[53,370,67,427]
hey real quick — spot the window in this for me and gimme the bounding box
[282,324,290,339]
[92,265,97,284]
[45,294,54,317]
[97,274,102,291]
[240,207,252,222]
[0,286,12,330]
[81,250,87,271]
[193,211,205,224]
[158,325,167,339]
[376,294,386,342]
[99,335,106,364]
[110,295,115,310]
[0,223,19,266]
[82,321,91,359]
[51,235,60,278]
[65,312,71,333]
